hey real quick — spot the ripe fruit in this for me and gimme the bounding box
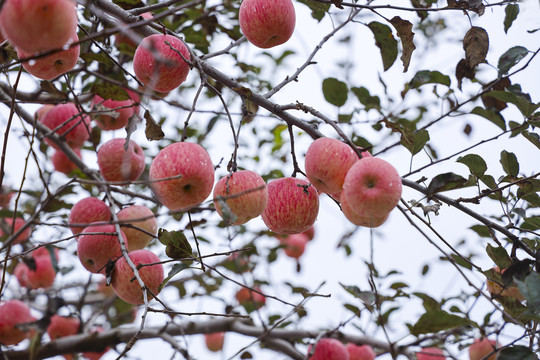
[282,233,309,259]
[340,193,389,228]
[0,0,78,53]
[149,142,214,211]
[346,343,376,360]
[68,197,111,235]
[97,138,145,182]
[35,104,55,121]
[133,34,191,92]
[51,147,82,175]
[469,338,499,360]
[235,287,266,311]
[77,224,127,274]
[305,138,359,194]
[0,217,31,243]
[213,170,268,225]
[117,205,157,251]
[239,0,296,49]
[39,103,90,149]
[205,332,225,352]
[91,91,140,130]
[308,338,350,360]
[342,157,402,218]
[303,226,315,241]
[17,32,79,80]
[25,255,57,289]
[0,300,35,345]
[111,249,164,305]
[0,186,13,208]
[47,314,80,340]
[486,266,525,301]
[416,347,446,360]
[262,177,319,234]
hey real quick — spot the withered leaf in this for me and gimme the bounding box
[144,110,164,141]
[463,27,489,68]
[455,58,476,90]
[390,16,416,72]
[481,77,511,111]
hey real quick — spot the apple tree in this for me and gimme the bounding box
[0,0,539,359]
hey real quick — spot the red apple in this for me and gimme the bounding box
[51,147,82,175]
[39,103,90,149]
[342,157,402,218]
[282,233,309,259]
[213,170,268,225]
[47,314,80,340]
[261,177,319,234]
[305,138,359,194]
[117,204,157,251]
[14,262,29,288]
[235,287,266,311]
[0,0,78,53]
[111,249,164,305]
[0,217,31,243]
[35,104,55,121]
[303,226,315,241]
[416,347,445,360]
[0,186,13,208]
[17,32,79,80]
[115,12,152,48]
[91,90,140,131]
[308,338,350,360]
[68,197,111,235]
[205,332,225,352]
[81,326,109,360]
[77,223,127,274]
[486,266,525,301]
[239,0,296,49]
[0,299,35,345]
[133,34,191,93]
[149,142,214,211]
[97,138,145,182]
[469,338,499,360]
[346,343,376,360]
[340,193,389,228]
[25,255,57,289]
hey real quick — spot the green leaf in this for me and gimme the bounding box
[297,0,330,21]
[401,129,429,155]
[516,272,540,314]
[456,154,487,177]
[500,150,519,177]
[158,229,193,260]
[413,292,440,312]
[367,22,398,71]
[410,310,471,336]
[340,283,375,307]
[521,216,540,231]
[471,107,506,130]
[470,224,491,237]
[159,262,189,291]
[451,254,473,270]
[351,87,380,110]
[427,172,468,197]
[322,78,348,107]
[486,244,511,269]
[486,91,540,117]
[409,70,451,89]
[499,346,538,360]
[522,131,540,150]
[498,46,528,76]
[503,4,520,34]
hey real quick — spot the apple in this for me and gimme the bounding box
[303,226,315,241]
[340,193,389,228]
[68,197,111,235]
[469,338,499,360]
[0,0,78,53]
[47,314,80,340]
[282,233,309,259]
[235,287,266,311]
[0,217,31,243]
[149,142,214,211]
[486,266,525,301]
[239,0,296,49]
[14,262,29,288]
[81,326,110,360]
[133,34,191,92]
[342,157,402,218]
[305,138,359,194]
[205,332,225,352]
[307,338,350,360]
[111,249,164,305]
[346,343,376,360]
[0,299,35,345]
[39,103,90,149]
[416,347,445,360]
[17,32,79,80]
[213,170,268,225]
[0,186,13,208]
[91,90,140,131]
[51,147,82,175]
[261,177,319,234]
[35,104,55,121]
[117,204,157,251]
[77,223,128,274]
[115,12,152,48]
[97,138,145,182]
[24,255,57,289]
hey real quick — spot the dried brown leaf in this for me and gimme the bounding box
[390,16,416,72]
[463,26,489,68]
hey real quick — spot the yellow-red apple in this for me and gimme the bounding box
[469,338,499,360]
[68,197,111,235]
[97,138,145,182]
[117,204,157,251]
[91,90,140,131]
[77,224,127,274]
[51,147,82,175]
[0,299,35,345]
[39,103,90,149]
[205,332,225,352]
[346,343,376,360]
[308,338,349,360]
